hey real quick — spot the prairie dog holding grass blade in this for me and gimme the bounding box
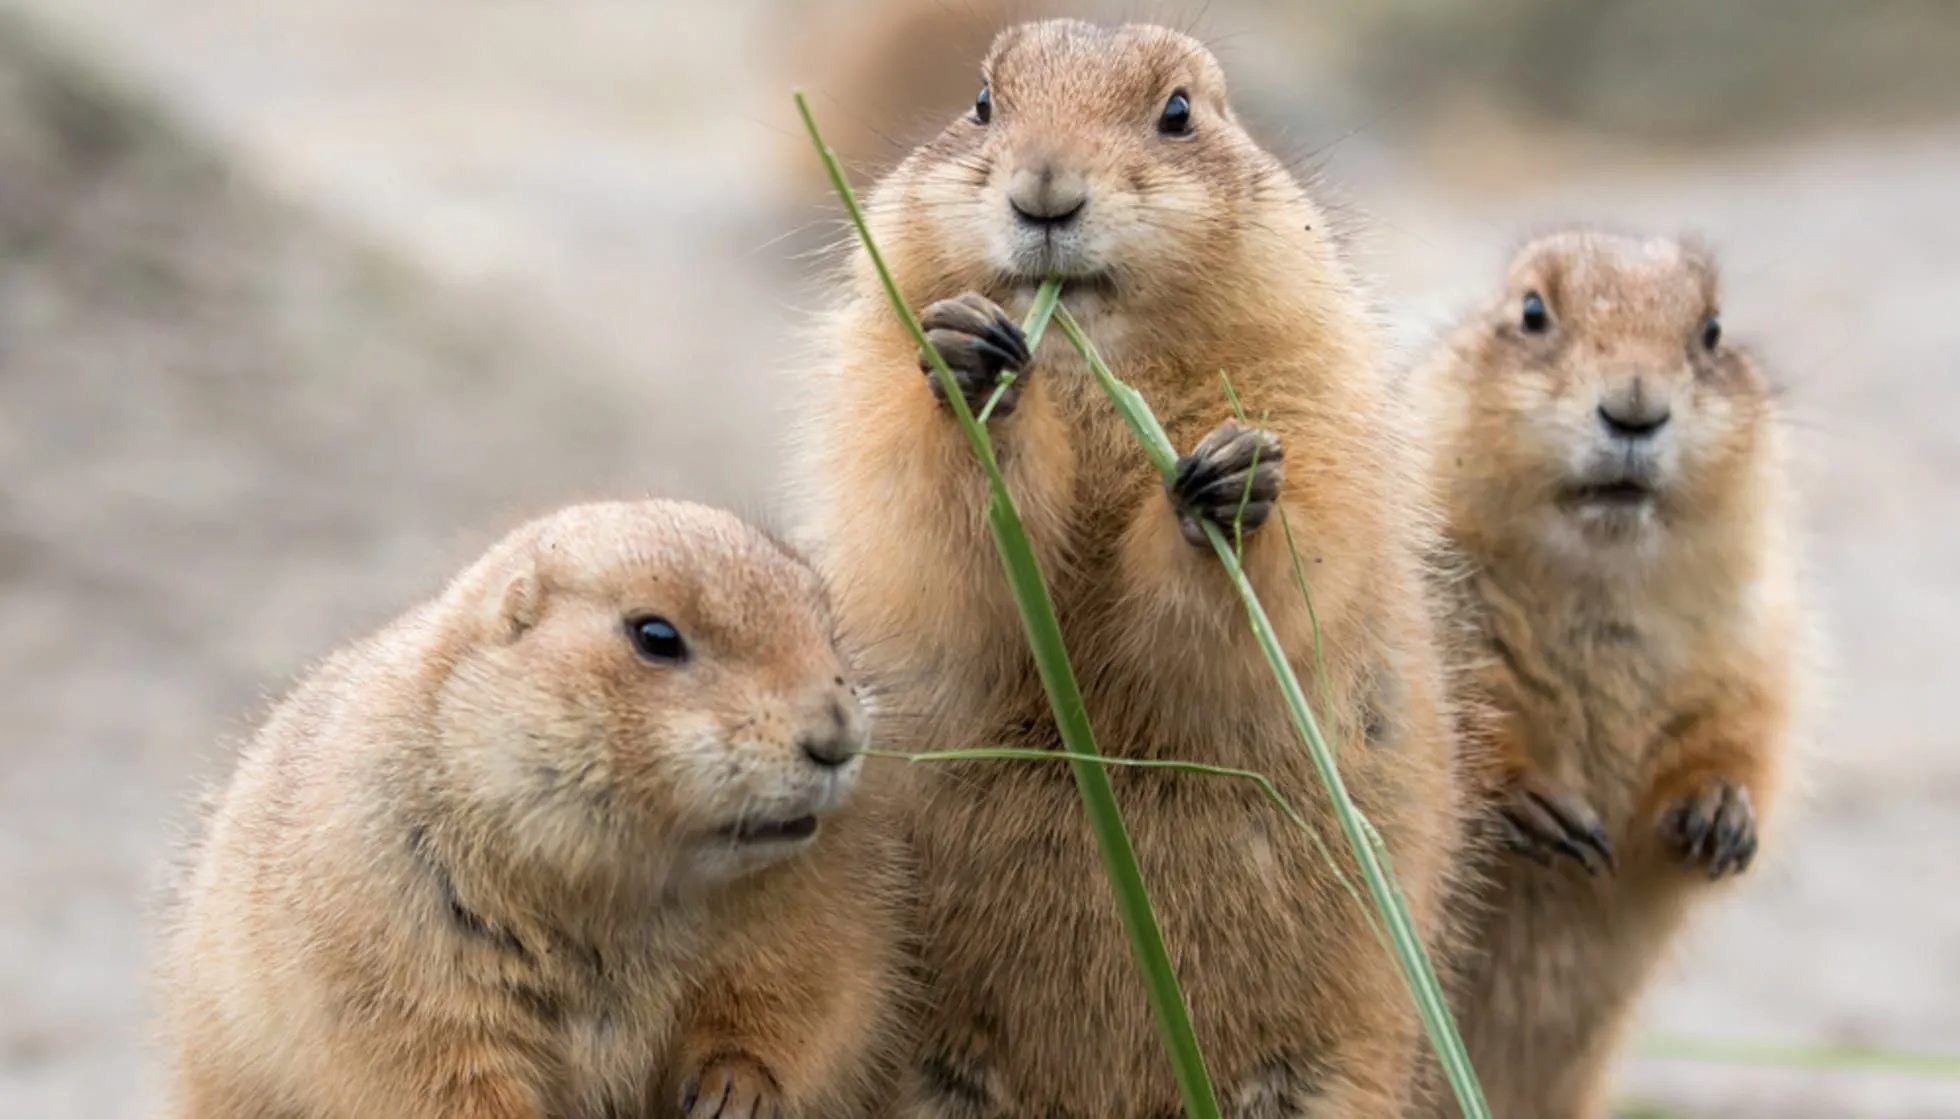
[792,19,1473,1119]
[157,500,910,1119]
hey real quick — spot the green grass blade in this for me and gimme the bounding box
[1610,1100,1692,1119]
[982,490,1221,1119]
[794,91,1223,1119]
[1018,275,1063,352]
[866,748,1385,939]
[1220,376,1340,732]
[1633,1035,1960,1080]
[1057,309,1178,479]
[869,747,1312,816]
[1192,513,1485,1116]
[979,279,1064,421]
[1052,302,1491,1118]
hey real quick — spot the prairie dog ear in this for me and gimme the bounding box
[488,552,546,644]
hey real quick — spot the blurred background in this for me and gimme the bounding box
[1,1,1955,1115]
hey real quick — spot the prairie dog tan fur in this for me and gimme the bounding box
[157,500,909,1119]
[793,19,1470,1119]
[1411,231,1810,1118]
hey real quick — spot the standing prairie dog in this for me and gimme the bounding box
[1411,231,1810,1118]
[156,500,910,1119]
[793,19,1471,1118]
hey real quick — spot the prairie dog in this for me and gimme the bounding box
[793,19,1469,1118]
[1411,231,1810,1118]
[157,500,909,1119]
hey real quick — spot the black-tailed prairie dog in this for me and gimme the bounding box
[1410,230,1811,1118]
[156,500,909,1119]
[791,19,1471,1118]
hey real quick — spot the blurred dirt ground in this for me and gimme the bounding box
[1,3,1956,1117]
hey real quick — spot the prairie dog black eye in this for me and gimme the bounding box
[1158,88,1192,136]
[1520,291,1550,334]
[1700,313,1722,350]
[975,85,992,125]
[626,615,687,664]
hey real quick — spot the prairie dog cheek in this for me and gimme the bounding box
[653,711,743,820]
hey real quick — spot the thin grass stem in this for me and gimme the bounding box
[1633,1035,1960,1080]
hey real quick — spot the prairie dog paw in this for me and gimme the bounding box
[681,1052,784,1119]
[1169,421,1284,548]
[1497,768,1615,875]
[1657,779,1758,879]
[918,292,1031,418]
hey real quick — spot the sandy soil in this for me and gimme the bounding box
[0,4,1955,1117]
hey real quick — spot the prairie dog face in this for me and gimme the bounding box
[875,19,1280,314]
[439,502,866,885]
[1451,232,1774,549]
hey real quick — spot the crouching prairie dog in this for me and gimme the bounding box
[792,19,1472,1118]
[156,500,910,1119]
[1410,231,1812,1118]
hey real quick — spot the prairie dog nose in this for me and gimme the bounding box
[798,689,866,769]
[1007,160,1087,226]
[1597,379,1671,438]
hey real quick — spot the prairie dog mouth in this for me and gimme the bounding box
[1565,480,1654,506]
[718,814,820,845]
[1005,272,1117,299]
